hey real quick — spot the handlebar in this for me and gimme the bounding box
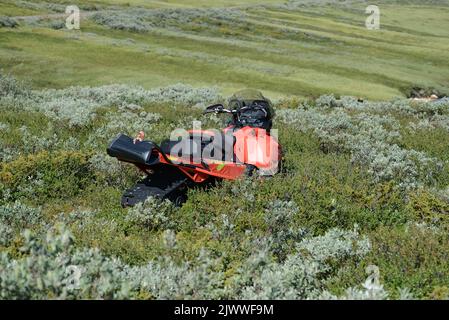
[203,102,268,116]
[203,108,236,114]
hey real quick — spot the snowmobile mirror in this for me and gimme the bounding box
[204,104,225,114]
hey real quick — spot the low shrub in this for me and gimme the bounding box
[88,152,139,188]
[0,226,135,299]
[277,102,441,190]
[237,227,370,299]
[0,151,94,203]
[0,224,372,299]
[0,17,18,28]
[91,7,246,34]
[0,201,42,229]
[407,189,449,225]
[0,222,13,247]
[327,224,449,299]
[0,73,29,98]
[126,197,177,231]
[264,200,305,259]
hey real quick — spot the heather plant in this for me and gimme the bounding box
[11,0,67,13]
[135,249,228,299]
[86,108,162,148]
[297,227,370,267]
[413,99,449,116]
[0,142,19,163]
[237,247,322,299]
[321,282,390,300]
[230,178,258,206]
[0,123,9,132]
[0,121,82,162]
[34,83,221,108]
[315,94,339,108]
[88,152,137,187]
[67,210,121,248]
[408,114,449,132]
[326,222,449,298]
[17,125,69,155]
[325,96,449,118]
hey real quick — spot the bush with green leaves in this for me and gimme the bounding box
[91,7,246,34]
[0,223,374,299]
[0,151,94,203]
[0,73,220,128]
[0,73,29,98]
[0,226,134,299]
[264,200,306,259]
[126,197,176,231]
[234,227,370,299]
[0,201,42,229]
[0,17,18,28]
[277,101,441,189]
[0,222,13,247]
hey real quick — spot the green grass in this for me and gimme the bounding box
[1,1,449,98]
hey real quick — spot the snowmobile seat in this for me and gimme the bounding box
[160,131,236,162]
[160,137,201,159]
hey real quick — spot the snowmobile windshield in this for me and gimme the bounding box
[228,89,274,130]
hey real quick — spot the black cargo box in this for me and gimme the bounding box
[107,134,158,166]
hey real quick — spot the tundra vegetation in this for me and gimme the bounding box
[1,0,449,300]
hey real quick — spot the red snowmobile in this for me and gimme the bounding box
[107,90,282,207]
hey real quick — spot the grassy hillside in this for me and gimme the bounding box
[1,0,449,99]
[1,0,449,300]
